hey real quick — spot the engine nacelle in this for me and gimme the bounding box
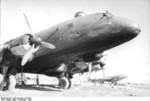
[7,34,38,57]
[67,61,88,74]
[6,34,32,48]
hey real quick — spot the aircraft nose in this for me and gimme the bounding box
[121,18,141,37]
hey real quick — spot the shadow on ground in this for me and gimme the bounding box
[16,84,62,92]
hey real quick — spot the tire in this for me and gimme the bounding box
[59,77,69,89]
[8,75,16,91]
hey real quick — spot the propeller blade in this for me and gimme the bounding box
[23,13,33,34]
[40,42,55,49]
[21,45,35,66]
[30,37,56,49]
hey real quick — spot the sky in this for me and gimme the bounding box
[0,0,150,83]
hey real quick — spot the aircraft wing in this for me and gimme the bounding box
[102,75,127,83]
[0,33,56,66]
[102,77,113,81]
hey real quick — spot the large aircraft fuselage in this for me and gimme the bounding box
[2,12,140,76]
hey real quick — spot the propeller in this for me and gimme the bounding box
[21,13,56,66]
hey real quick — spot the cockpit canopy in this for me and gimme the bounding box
[74,11,86,18]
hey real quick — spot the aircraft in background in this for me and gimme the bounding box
[0,11,140,91]
[88,74,127,85]
[99,74,127,85]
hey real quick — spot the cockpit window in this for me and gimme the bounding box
[102,11,113,17]
[74,11,86,18]
[96,11,113,24]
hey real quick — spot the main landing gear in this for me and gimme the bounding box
[0,67,17,91]
[58,73,72,89]
[0,73,16,91]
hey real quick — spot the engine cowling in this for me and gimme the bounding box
[9,34,37,56]
[9,34,32,47]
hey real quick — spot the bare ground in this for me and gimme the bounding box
[0,82,150,97]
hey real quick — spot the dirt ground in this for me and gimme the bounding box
[0,82,150,97]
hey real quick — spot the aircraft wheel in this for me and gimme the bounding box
[0,74,5,90]
[59,77,69,89]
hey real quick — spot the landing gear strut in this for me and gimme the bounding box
[0,74,16,91]
[0,66,8,91]
[68,79,72,89]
